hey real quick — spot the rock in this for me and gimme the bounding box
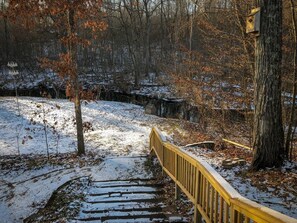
[222,159,232,165]
[144,102,157,115]
[222,157,246,169]
[238,159,246,166]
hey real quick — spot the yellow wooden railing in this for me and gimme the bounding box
[150,127,297,223]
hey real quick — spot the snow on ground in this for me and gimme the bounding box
[0,97,158,156]
[0,96,296,222]
[1,165,91,222]
[0,156,151,223]
[0,97,161,223]
[0,69,175,100]
[131,85,173,98]
[88,157,153,182]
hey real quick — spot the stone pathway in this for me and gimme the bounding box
[74,157,187,223]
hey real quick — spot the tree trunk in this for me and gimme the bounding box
[174,0,181,72]
[144,9,151,77]
[160,0,164,61]
[251,0,284,170]
[68,7,85,156]
[74,76,85,156]
[189,5,193,52]
[285,0,297,160]
[2,0,9,61]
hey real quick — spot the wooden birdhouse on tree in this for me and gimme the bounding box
[246,8,260,35]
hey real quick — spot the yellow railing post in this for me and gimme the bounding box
[162,143,165,165]
[175,183,181,200]
[175,152,181,200]
[230,205,234,223]
[194,170,202,223]
[149,132,152,150]
[161,143,165,176]
[149,133,154,156]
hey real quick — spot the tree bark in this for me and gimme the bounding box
[144,0,151,76]
[68,7,85,156]
[285,0,297,160]
[251,0,285,170]
[2,0,9,61]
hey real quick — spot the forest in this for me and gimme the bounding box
[1,0,296,165]
[0,1,297,222]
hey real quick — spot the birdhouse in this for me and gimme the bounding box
[246,8,260,35]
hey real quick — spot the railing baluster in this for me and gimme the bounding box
[162,141,164,165]
[230,205,235,223]
[175,150,178,180]
[194,170,202,223]
[192,170,194,196]
[184,158,186,187]
[187,162,190,193]
[224,201,229,223]
[185,161,188,190]
[185,161,188,191]
[202,176,206,211]
[190,163,192,194]
[191,165,195,197]
[172,150,174,174]
[206,181,209,217]
[178,156,181,182]
[175,151,180,200]
[210,185,214,222]
[215,190,219,223]
[180,157,183,184]
[244,216,250,223]
[199,173,203,205]
[194,168,197,198]
[238,212,243,223]
[205,180,209,216]
[219,196,224,223]
[190,163,193,194]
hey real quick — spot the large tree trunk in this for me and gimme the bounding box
[251,0,285,170]
[285,0,297,160]
[68,7,85,156]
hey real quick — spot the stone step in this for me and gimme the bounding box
[81,207,161,214]
[90,179,157,187]
[88,185,161,195]
[81,201,164,211]
[85,192,159,203]
[75,179,186,223]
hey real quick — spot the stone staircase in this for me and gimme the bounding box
[74,179,187,223]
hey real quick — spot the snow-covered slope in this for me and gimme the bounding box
[0,97,162,222]
[0,97,296,222]
[0,97,159,157]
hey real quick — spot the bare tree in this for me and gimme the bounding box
[7,0,107,156]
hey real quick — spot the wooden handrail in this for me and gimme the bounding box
[150,127,297,223]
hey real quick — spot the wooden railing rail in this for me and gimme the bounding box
[149,127,297,223]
